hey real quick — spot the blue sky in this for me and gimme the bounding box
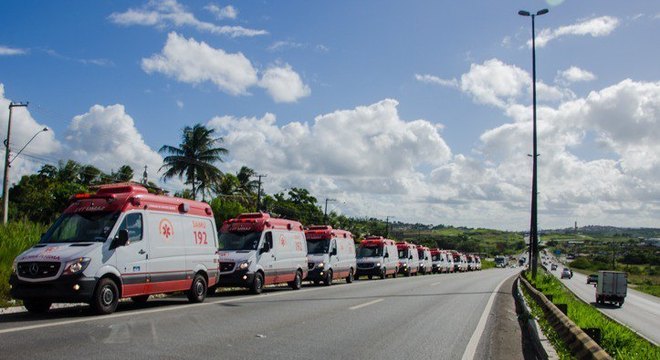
[1,0,659,230]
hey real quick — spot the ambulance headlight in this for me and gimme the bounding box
[238,261,251,270]
[376,262,381,267]
[317,262,325,269]
[63,258,91,275]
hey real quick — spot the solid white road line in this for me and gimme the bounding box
[461,273,514,360]
[349,298,383,310]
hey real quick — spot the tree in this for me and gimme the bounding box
[114,165,134,182]
[159,124,228,200]
[79,165,102,186]
[236,166,258,195]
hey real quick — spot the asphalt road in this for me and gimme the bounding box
[0,268,520,360]
[548,265,660,345]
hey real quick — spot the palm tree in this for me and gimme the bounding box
[159,124,228,199]
[236,166,258,195]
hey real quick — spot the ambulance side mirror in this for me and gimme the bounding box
[112,229,130,249]
[384,253,389,258]
[330,248,337,256]
[260,241,271,254]
[409,255,413,260]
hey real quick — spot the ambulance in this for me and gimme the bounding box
[355,236,399,279]
[445,251,455,273]
[416,246,432,275]
[430,248,444,274]
[10,184,219,315]
[216,213,308,294]
[396,241,420,277]
[305,226,356,286]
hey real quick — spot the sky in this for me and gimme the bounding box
[0,0,658,230]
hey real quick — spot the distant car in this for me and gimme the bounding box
[587,274,598,285]
[561,268,573,279]
[551,264,558,271]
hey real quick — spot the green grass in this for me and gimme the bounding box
[524,270,659,359]
[0,221,46,305]
[481,259,496,270]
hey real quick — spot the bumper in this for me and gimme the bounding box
[356,267,382,277]
[9,274,97,303]
[216,271,255,288]
[305,268,328,281]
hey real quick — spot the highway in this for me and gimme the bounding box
[548,265,660,345]
[0,268,520,360]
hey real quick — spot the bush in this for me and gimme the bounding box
[0,221,46,303]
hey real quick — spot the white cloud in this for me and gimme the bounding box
[267,41,304,52]
[176,100,184,108]
[0,84,62,185]
[109,0,266,38]
[205,4,237,20]
[207,99,451,179]
[142,32,259,96]
[65,104,163,182]
[533,16,620,48]
[419,59,574,108]
[556,66,596,85]
[414,74,459,88]
[0,46,27,56]
[258,64,311,103]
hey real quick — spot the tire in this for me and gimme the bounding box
[289,270,302,290]
[379,268,386,280]
[346,269,354,284]
[368,275,373,280]
[392,268,398,278]
[131,295,150,303]
[187,274,207,303]
[251,272,264,294]
[324,269,333,286]
[405,268,411,277]
[23,300,51,314]
[91,278,119,315]
[313,280,321,286]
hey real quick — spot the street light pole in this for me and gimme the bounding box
[519,8,548,280]
[324,198,336,223]
[2,102,29,225]
[255,174,267,211]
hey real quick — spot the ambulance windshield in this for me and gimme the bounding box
[432,254,441,261]
[219,231,261,251]
[356,246,382,258]
[398,249,409,259]
[306,239,330,254]
[41,211,120,243]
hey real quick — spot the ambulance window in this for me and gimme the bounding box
[119,213,143,243]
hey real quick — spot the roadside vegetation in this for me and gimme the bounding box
[0,221,46,306]
[524,270,659,359]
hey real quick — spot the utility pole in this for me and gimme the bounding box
[255,174,267,211]
[385,216,394,238]
[2,102,28,225]
[142,165,148,184]
[324,198,336,223]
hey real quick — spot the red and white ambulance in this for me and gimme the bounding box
[396,241,420,277]
[10,184,219,315]
[355,236,399,279]
[416,245,432,275]
[305,226,357,286]
[216,213,308,294]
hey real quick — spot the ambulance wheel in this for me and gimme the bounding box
[346,269,354,283]
[392,268,398,278]
[23,300,51,314]
[92,278,119,315]
[379,268,386,280]
[368,275,373,280]
[251,272,264,294]
[324,270,333,286]
[314,280,321,286]
[187,274,207,303]
[289,270,302,290]
[405,268,411,277]
[131,295,150,303]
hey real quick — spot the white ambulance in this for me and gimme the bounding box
[216,213,308,294]
[10,184,219,315]
[304,226,357,286]
[396,241,420,276]
[355,236,399,279]
[417,246,432,275]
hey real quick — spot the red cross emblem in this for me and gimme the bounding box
[159,219,174,240]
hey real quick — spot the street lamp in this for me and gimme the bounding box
[2,126,49,224]
[519,8,548,280]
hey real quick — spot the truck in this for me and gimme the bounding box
[494,255,506,268]
[596,271,627,307]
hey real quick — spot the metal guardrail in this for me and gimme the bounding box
[519,274,612,360]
